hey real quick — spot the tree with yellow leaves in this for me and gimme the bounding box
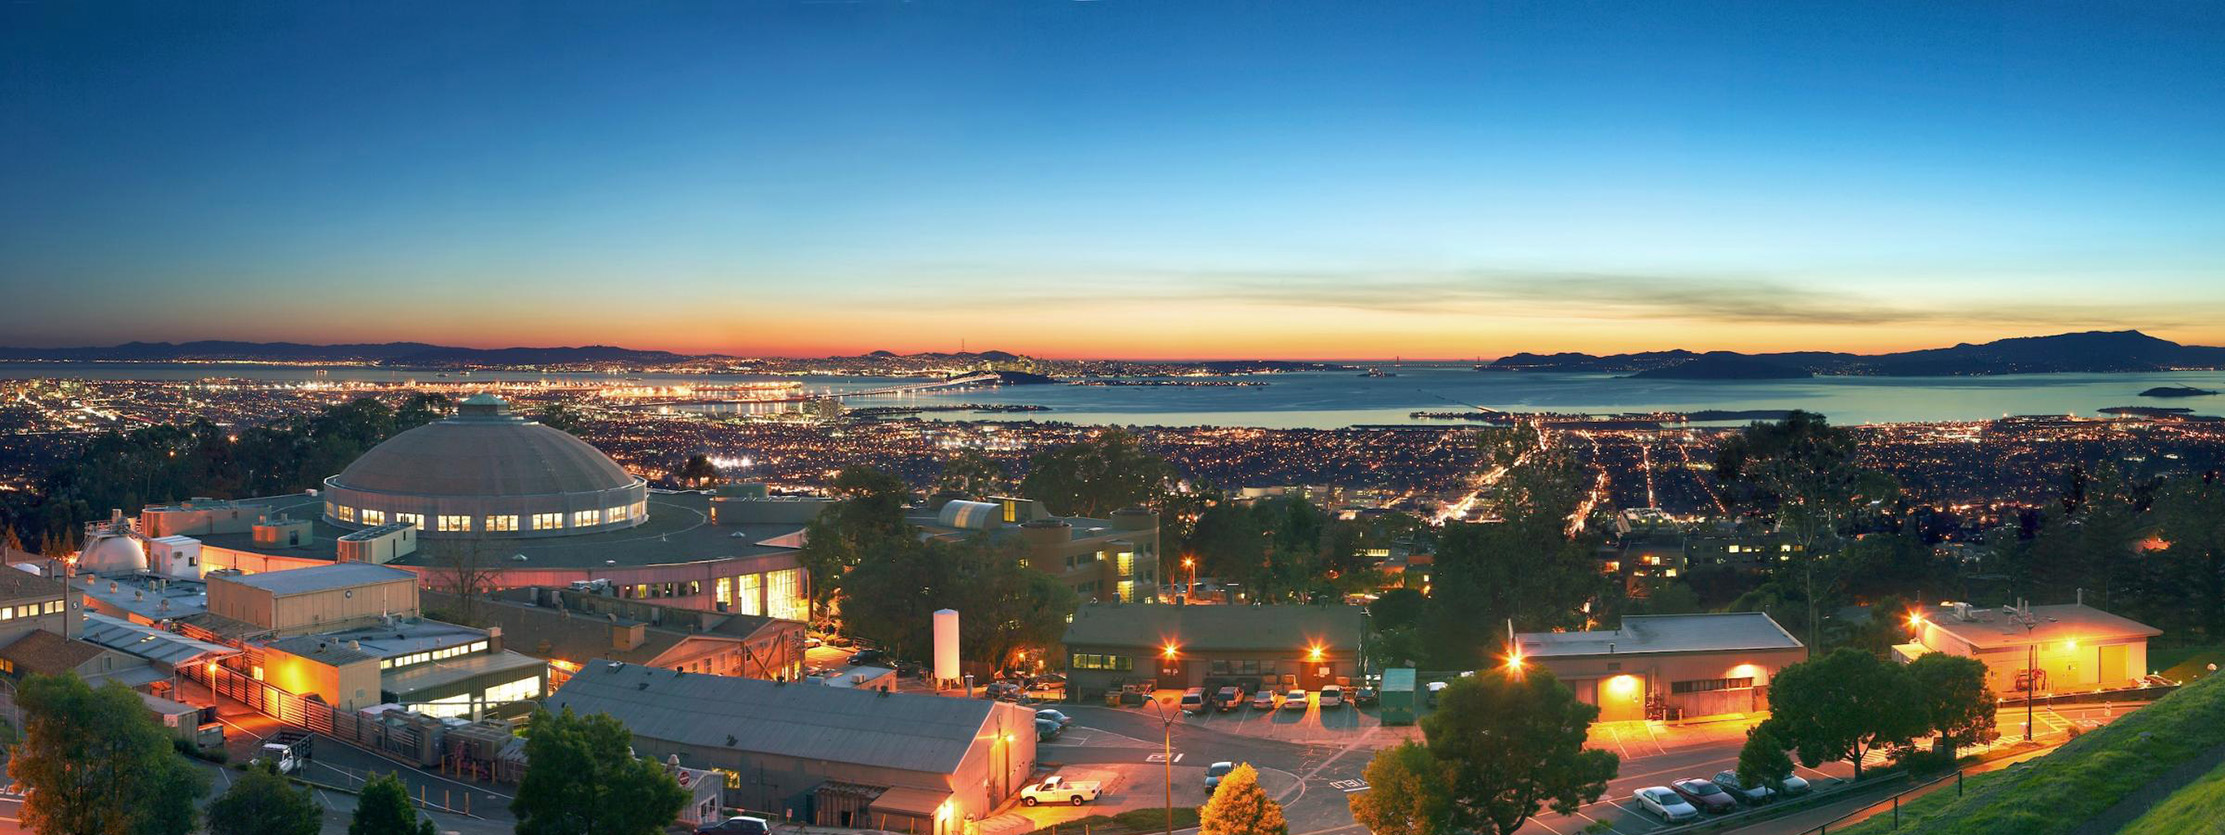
[1199,763,1288,835]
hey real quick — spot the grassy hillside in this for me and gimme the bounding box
[1836,673,2225,835]
[2118,759,2225,835]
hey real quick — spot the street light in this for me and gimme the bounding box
[1142,696,1179,835]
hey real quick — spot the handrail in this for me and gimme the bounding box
[1802,768,1963,834]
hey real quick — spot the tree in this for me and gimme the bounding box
[7,674,208,835]
[535,401,587,434]
[1906,652,1996,757]
[207,762,321,835]
[352,772,438,835]
[840,535,1077,667]
[1760,648,1922,780]
[1735,727,1797,795]
[1018,429,1171,518]
[513,707,688,835]
[797,466,913,619]
[674,454,723,487]
[1369,588,1428,632]
[1715,411,1897,652]
[933,448,1009,496]
[426,538,497,626]
[1373,669,1619,835]
[1198,763,1288,835]
[1347,742,1451,835]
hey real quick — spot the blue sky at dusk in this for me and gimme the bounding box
[3,1,2221,359]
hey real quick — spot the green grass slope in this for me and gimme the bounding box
[1837,672,2225,835]
[2118,758,2225,835]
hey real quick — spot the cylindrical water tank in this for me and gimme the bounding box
[933,609,961,684]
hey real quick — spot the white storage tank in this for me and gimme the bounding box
[934,608,960,685]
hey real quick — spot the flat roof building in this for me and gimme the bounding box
[913,497,1160,603]
[1517,612,1806,722]
[547,660,1038,834]
[1896,602,2160,695]
[431,586,804,685]
[1061,602,1367,697]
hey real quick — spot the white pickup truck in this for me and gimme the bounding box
[1019,775,1103,807]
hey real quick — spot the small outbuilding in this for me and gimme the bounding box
[1060,602,1367,697]
[1516,612,1805,722]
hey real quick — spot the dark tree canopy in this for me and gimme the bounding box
[513,707,688,835]
[1352,669,1617,835]
[1017,429,1171,518]
[840,534,1077,667]
[351,773,438,835]
[6,674,208,835]
[1757,648,1923,779]
[208,762,321,835]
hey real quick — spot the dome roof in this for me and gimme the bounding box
[330,396,634,498]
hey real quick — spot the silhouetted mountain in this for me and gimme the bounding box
[1627,353,1812,380]
[1481,331,2225,377]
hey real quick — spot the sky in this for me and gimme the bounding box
[2,1,2222,360]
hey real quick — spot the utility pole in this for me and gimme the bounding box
[1145,697,1176,835]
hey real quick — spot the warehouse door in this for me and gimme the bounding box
[2098,644,2129,685]
[1597,675,1645,722]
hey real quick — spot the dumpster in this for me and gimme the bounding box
[1380,667,1417,725]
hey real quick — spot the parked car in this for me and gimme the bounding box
[847,648,888,667]
[256,730,312,775]
[1633,787,1699,823]
[1670,779,1738,815]
[1205,761,1236,793]
[803,635,823,649]
[1424,680,1449,706]
[1352,686,1379,707]
[1019,776,1102,807]
[695,816,771,835]
[1035,718,1062,742]
[1036,709,1073,728]
[1710,771,1774,805]
[1209,686,1240,712]
[1180,687,1209,715]
[1250,690,1278,710]
[1281,689,1308,710]
[1318,685,1345,709]
[980,681,1022,700]
[1777,772,1813,796]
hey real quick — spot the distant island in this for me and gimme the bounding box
[1482,330,2225,377]
[1625,353,1812,380]
[2099,406,2196,417]
[2140,385,2218,398]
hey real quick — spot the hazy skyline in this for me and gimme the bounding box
[4,2,2222,360]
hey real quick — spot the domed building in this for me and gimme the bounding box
[94,393,815,622]
[321,394,648,539]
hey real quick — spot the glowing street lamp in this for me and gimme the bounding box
[1306,644,1324,663]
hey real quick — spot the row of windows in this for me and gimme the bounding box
[1670,677,1755,694]
[1072,653,1134,671]
[1206,659,1282,676]
[0,600,63,621]
[413,673,543,718]
[330,503,646,532]
[380,640,491,670]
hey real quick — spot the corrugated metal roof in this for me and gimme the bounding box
[214,563,416,595]
[1061,603,1368,653]
[79,613,238,666]
[547,661,999,775]
[1518,612,1804,658]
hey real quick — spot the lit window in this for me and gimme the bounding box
[737,574,762,616]
[437,515,470,532]
[765,569,803,621]
[485,515,519,532]
[606,505,629,522]
[532,513,564,530]
[359,509,386,526]
[334,505,357,523]
[573,509,602,527]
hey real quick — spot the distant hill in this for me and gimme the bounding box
[1626,352,1812,380]
[1480,331,2225,377]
